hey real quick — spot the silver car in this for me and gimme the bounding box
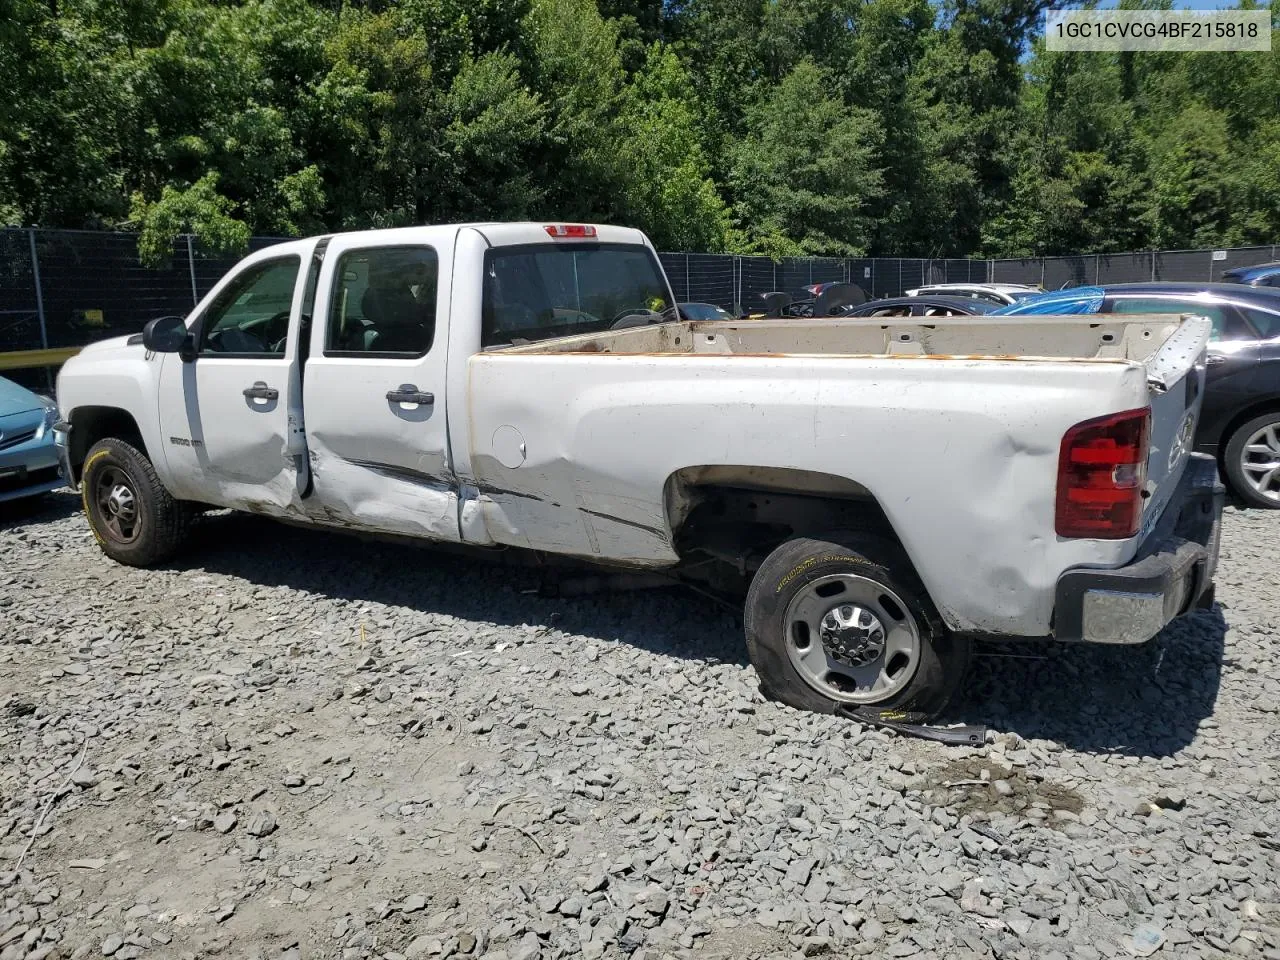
[0,375,62,502]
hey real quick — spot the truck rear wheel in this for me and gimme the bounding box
[744,534,969,720]
[81,437,191,566]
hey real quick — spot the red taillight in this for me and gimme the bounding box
[1056,408,1150,539]
[544,224,597,238]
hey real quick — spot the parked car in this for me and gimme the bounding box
[996,282,1280,508]
[1221,261,1280,288]
[754,283,868,318]
[905,283,1043,305]
[678,302,734,321]
[54,222,1220,720]
[0,375,61,503]
[844,295,1001,318]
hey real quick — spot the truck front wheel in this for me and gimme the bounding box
[744,535,969,720]
[81,438,191,567]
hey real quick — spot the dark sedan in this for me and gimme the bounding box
[997,283,1280,507]
[678,302,735,321]
[844,295,1001,318]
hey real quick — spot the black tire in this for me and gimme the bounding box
[744,534,969,720]
[81,437,192,566]
[1223,411,1280,509]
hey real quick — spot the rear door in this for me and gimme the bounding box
[300,233,459,541]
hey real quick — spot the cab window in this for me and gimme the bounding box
[326,246,438,356]
[1107,297,1238,341]
[199,257,300,356]
[481,243,670,347]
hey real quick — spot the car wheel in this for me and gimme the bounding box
[81,437,192,565]
[744,534,969,720]
[1224,412,1280,509]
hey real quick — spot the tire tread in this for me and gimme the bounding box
[82,438,191,566]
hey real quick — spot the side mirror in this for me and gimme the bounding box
[142,315,188,354]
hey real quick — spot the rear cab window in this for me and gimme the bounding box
[481,243,672,347]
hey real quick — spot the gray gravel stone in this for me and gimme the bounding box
[244,811,277,837]
[0,498,1276,960]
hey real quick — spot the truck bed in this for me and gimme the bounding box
[493,314,1196,371]
[467,313,1210,637]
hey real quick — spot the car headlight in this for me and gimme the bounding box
[37,395,57,433]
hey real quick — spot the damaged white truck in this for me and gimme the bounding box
[53,222,1223,720]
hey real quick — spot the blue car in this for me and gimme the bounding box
[990,286,1107,315]
[0,376,62,503]
[1222,261,1280,289]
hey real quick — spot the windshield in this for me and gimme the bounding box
[481,243,672,347]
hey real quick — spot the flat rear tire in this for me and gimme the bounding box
[744,534,969,719]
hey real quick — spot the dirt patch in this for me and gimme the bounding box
[916,756,1085,826]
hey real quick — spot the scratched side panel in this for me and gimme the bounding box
[467,352,1158,635]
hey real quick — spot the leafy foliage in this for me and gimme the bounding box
[130,173,252,265]
[1,0,1278,261]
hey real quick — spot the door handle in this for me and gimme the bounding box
[1206,354,1227,366]
[243,381,279,401]
[386,384,434,405]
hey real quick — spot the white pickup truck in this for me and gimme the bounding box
[53,222,1223,721]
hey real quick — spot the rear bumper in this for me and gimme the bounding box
[1054,453,1223,644]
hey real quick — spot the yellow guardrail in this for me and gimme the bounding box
[0,347,81,372]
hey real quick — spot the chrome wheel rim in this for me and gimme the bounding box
[783,573,921,704]
[1241,422,1280,503]
[94,466,141,543]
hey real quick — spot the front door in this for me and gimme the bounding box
[301,235,459,541]
[157,250,307,511]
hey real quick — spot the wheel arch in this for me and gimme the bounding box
[67,406,148,484]
[661,464,934,605]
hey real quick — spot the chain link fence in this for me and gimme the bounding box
[3,228,1278,385]
[990,246,1280,289]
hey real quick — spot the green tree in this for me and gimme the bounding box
[729,60,883,256]
[615,45,730,251]
[1144,103,1235,248]
[130,172,251,266]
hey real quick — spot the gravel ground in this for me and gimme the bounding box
[1,493,1278,960]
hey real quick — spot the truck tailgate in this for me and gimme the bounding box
[1136,316,1212,544]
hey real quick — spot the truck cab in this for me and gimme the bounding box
[59,223,675,547]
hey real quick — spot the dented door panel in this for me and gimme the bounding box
[301,229,461,541]
[156,240,316,512]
